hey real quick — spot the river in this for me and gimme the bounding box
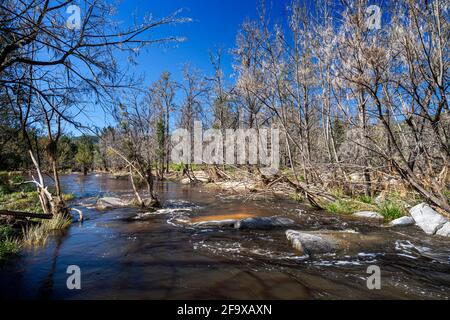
[0,173,449,299]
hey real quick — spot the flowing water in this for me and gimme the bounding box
[0,173,449,299]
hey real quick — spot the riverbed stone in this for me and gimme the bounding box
[352,211,384,220]
[410,203,448,235]
[388,216,415,227]
[96,197,128,209]
[192,219,238,228]
[234,216,296,230]
[285,230,338,255]
[180,178,191,184]
[436,222,450,237]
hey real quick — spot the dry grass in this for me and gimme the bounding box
[41,214,72,230]
[21,214,72,247]
[21,224,48,246]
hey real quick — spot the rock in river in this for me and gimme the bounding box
[286,230,338,254]
[188,215,296,230]
[352,211,384,220]
[96,197,128,209]
[192,219,238,228]
[285,229,385,255]
[410,203,449,235]
[435,222,450,237]
[235,216,296,230]
[388,216,415,227]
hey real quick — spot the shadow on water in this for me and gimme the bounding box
[0,173,449,299]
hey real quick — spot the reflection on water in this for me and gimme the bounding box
[0,173,449,299]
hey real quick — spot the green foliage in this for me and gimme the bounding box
[156,119,166,166]
[0,225,16,240]
[331,118,346,152]
[0,238,20,258]
[444,189,450,204]
[289,193,304,202]
[169,163,184,172]
[330,187,345,198]
[0,191,43,213]
[0,185,10,196]
[75,136,95,174]
[326,199,376,214]
[0,225,20,259]
[378,201,406,221]
[358,194,374,204]
[41,214,72,231]
[58,136,77,169]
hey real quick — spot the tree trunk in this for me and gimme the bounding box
[129,167,144,207]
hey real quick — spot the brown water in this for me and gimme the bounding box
[0,173,449,299]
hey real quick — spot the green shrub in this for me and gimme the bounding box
[42,214,72,231]
[378,201,405,221]
[358,194,373,204]
[326,198,377,214]
[289,193,304,202]
[0,225,16,240]
[0,191,43,213]
[0,185,10,196]
[169,163,183,172]
[0,238,20,258]
[21,224,48,246]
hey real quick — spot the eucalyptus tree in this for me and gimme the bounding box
[149,72,176,177]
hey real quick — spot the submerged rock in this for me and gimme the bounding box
[352,211,384,220]
[235,216,295,230]
[286,230,338,254]
[192,219,238,228]
[388,216,415,227]
[410,203,448,235]
[285,229,385,256]
[187,215,295,230]
[96,197,128,209]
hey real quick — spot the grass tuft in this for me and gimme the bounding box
[21,224,48,246]
[42,214,72,230]
[0,237,20,257]
[378,201,405,221]
[326,199,376,214]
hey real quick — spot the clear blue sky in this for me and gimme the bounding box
[76,0,291,132]
[118,0,289,83]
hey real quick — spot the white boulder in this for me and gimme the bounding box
[352,211,384,220]
[96,197,128,209]
[410,203,448,235]
[388,216,415,227]
[286,230,338,255]
[436,222,450,237]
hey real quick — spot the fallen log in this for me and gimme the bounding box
[0,210,53,220]
[261,174,337,209]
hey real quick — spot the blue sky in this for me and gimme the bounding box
[117,0,289,83]
[75,0,290,132]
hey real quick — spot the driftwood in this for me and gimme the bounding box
[0,210,53,219]
[260,173,337,209]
